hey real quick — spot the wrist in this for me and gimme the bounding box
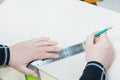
[9,46,15,66]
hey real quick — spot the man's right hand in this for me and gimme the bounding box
[85,32,115,70]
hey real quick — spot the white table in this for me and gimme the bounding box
[0,0,120,80]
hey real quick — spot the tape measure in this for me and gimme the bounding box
[25,65,41,80]
[37,42,85,66]
[25,42,86,80]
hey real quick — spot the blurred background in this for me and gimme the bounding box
[0,0,120,13]
[98,0,120,13]
[81,0,120,13]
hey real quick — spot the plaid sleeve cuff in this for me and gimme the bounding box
[0,44,10,66]
[80,61,106,80]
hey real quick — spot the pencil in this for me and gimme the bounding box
[94,27,112,37]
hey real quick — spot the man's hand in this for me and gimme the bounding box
[9,37,62,77]
[85,32,115,70]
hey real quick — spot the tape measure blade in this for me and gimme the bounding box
[39,42,85,66]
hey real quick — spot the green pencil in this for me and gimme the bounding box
[94,27,112,37]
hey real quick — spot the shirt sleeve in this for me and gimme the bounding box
[79,61,106,80]
[0,44,10,66]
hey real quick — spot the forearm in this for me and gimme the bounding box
[0,44,10,66]
[79,61,106,80]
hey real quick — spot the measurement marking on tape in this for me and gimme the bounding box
[36,42,85,67]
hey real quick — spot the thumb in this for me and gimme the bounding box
[86,34,94,47]
[100,33,108,41]
[21,66,38,78]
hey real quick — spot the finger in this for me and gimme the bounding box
[91,31,100,43]
[41,53,59,59]
[21,66,38,78]
[46,47,62,52]
[99,33,109,41]
[94,37,100,43]
[32,37,50,42]
[86,34,94,47]
[38,46,62,52]
[35,41,58,47]
[34,52,59,60]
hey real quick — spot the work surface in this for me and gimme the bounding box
[0,0,120,80]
